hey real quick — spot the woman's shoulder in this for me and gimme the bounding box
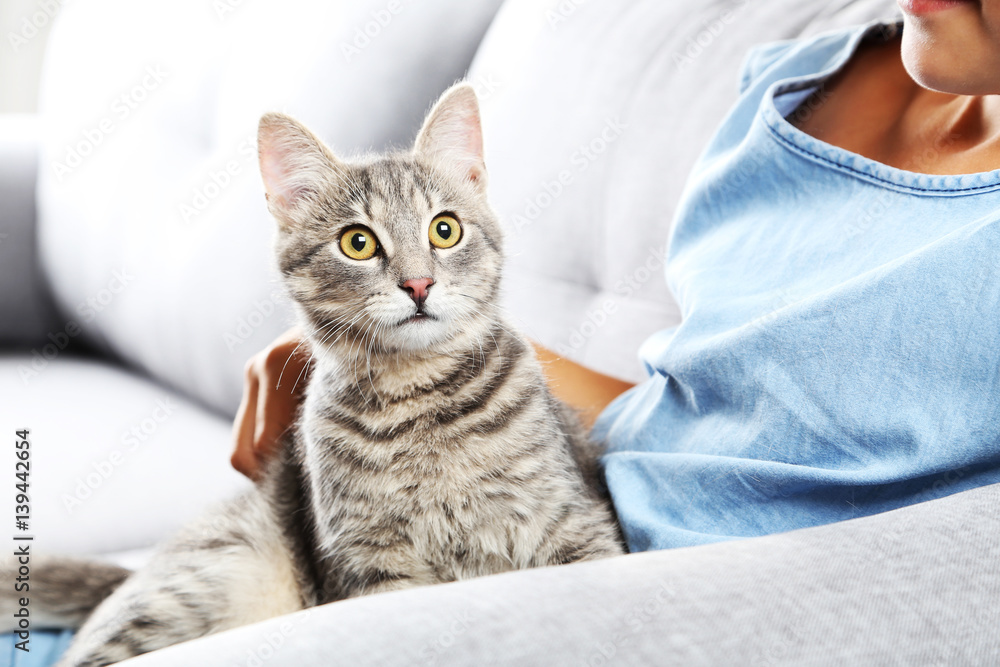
[737,22,900,95]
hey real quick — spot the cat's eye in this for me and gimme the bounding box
[340,226,378,260]
[429,214,462,249]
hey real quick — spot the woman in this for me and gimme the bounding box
[234,3,1000,552]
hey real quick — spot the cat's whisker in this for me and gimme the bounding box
[320,319,361,350]
[345,314,380,406]
[452,292,522,337]
[277,318,343,389]
[322,309,370,349]
[459,291,513,316]
[363,319,384,404]
[299,315,360,376]
[454,310,487,376]
[296,309,371,395]
[471,324,485,376]
[290,354,317,396]
[308,307,366,348]
[358,319,383,405]
[480,321,502,368]
[453,292,488,304]
[454,301,521,342]
[478,319,524,353]
[373,321,388,401]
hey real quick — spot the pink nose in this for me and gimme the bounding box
[401,277,434,306]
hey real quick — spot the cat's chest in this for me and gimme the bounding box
[302,367,548,491]
[360,464,556,576]
[302,407,565,570]
[299,358,571,572]
[309,421,543,511]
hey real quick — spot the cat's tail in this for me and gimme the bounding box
[0,555,131,632]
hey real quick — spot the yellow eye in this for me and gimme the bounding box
[429,214,462,249]
[340,226,378,260]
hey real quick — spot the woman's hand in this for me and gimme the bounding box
[231,327,311,479]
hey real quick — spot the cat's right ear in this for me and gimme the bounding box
[414,83,487,190]
[258,113,342,228]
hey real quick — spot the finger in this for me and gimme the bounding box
[231,363,261,479]
[256,359,304,451]
[273,337,311,396]
[254,363,287,465]
[248,332,312,474]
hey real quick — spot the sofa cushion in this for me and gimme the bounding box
[0,115,60,346]
[1,353,249,554]
[471,0,900,382]
[121,480,1000,665]
[36,0,504,416]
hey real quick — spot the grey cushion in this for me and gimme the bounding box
[0,114,59,345]
[473,0,901,382]
[120,481,1000,666]
[0,353,248,555]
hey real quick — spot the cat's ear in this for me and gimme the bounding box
[258,112,342,227]
[414,83,487,189]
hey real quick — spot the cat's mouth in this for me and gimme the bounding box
[399,310,437,325]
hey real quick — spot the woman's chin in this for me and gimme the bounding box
[901,20,1000,95]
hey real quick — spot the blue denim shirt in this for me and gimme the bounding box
[594,22,1000,552]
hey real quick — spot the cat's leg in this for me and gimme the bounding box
[333,542,442,600]
[545,505,628,565]
[56,495,305,667]
[348,578,423,598]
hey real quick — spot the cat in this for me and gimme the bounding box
[25,83,625,666]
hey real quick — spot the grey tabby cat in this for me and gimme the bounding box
[32,83,625,666]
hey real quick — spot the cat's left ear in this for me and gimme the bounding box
[414,83,487,190]
[258,112,343,229]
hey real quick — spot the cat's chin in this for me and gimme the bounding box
[377,317,456,353]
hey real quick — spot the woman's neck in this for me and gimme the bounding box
[793,35,1000,175]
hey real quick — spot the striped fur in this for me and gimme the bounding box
[0,557,130,633]
[50,84,625,666]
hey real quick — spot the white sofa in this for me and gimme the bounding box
[2,0,998,663]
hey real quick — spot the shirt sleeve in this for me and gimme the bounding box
[738,39,798,95]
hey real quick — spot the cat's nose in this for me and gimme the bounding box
[400,277,434,307]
